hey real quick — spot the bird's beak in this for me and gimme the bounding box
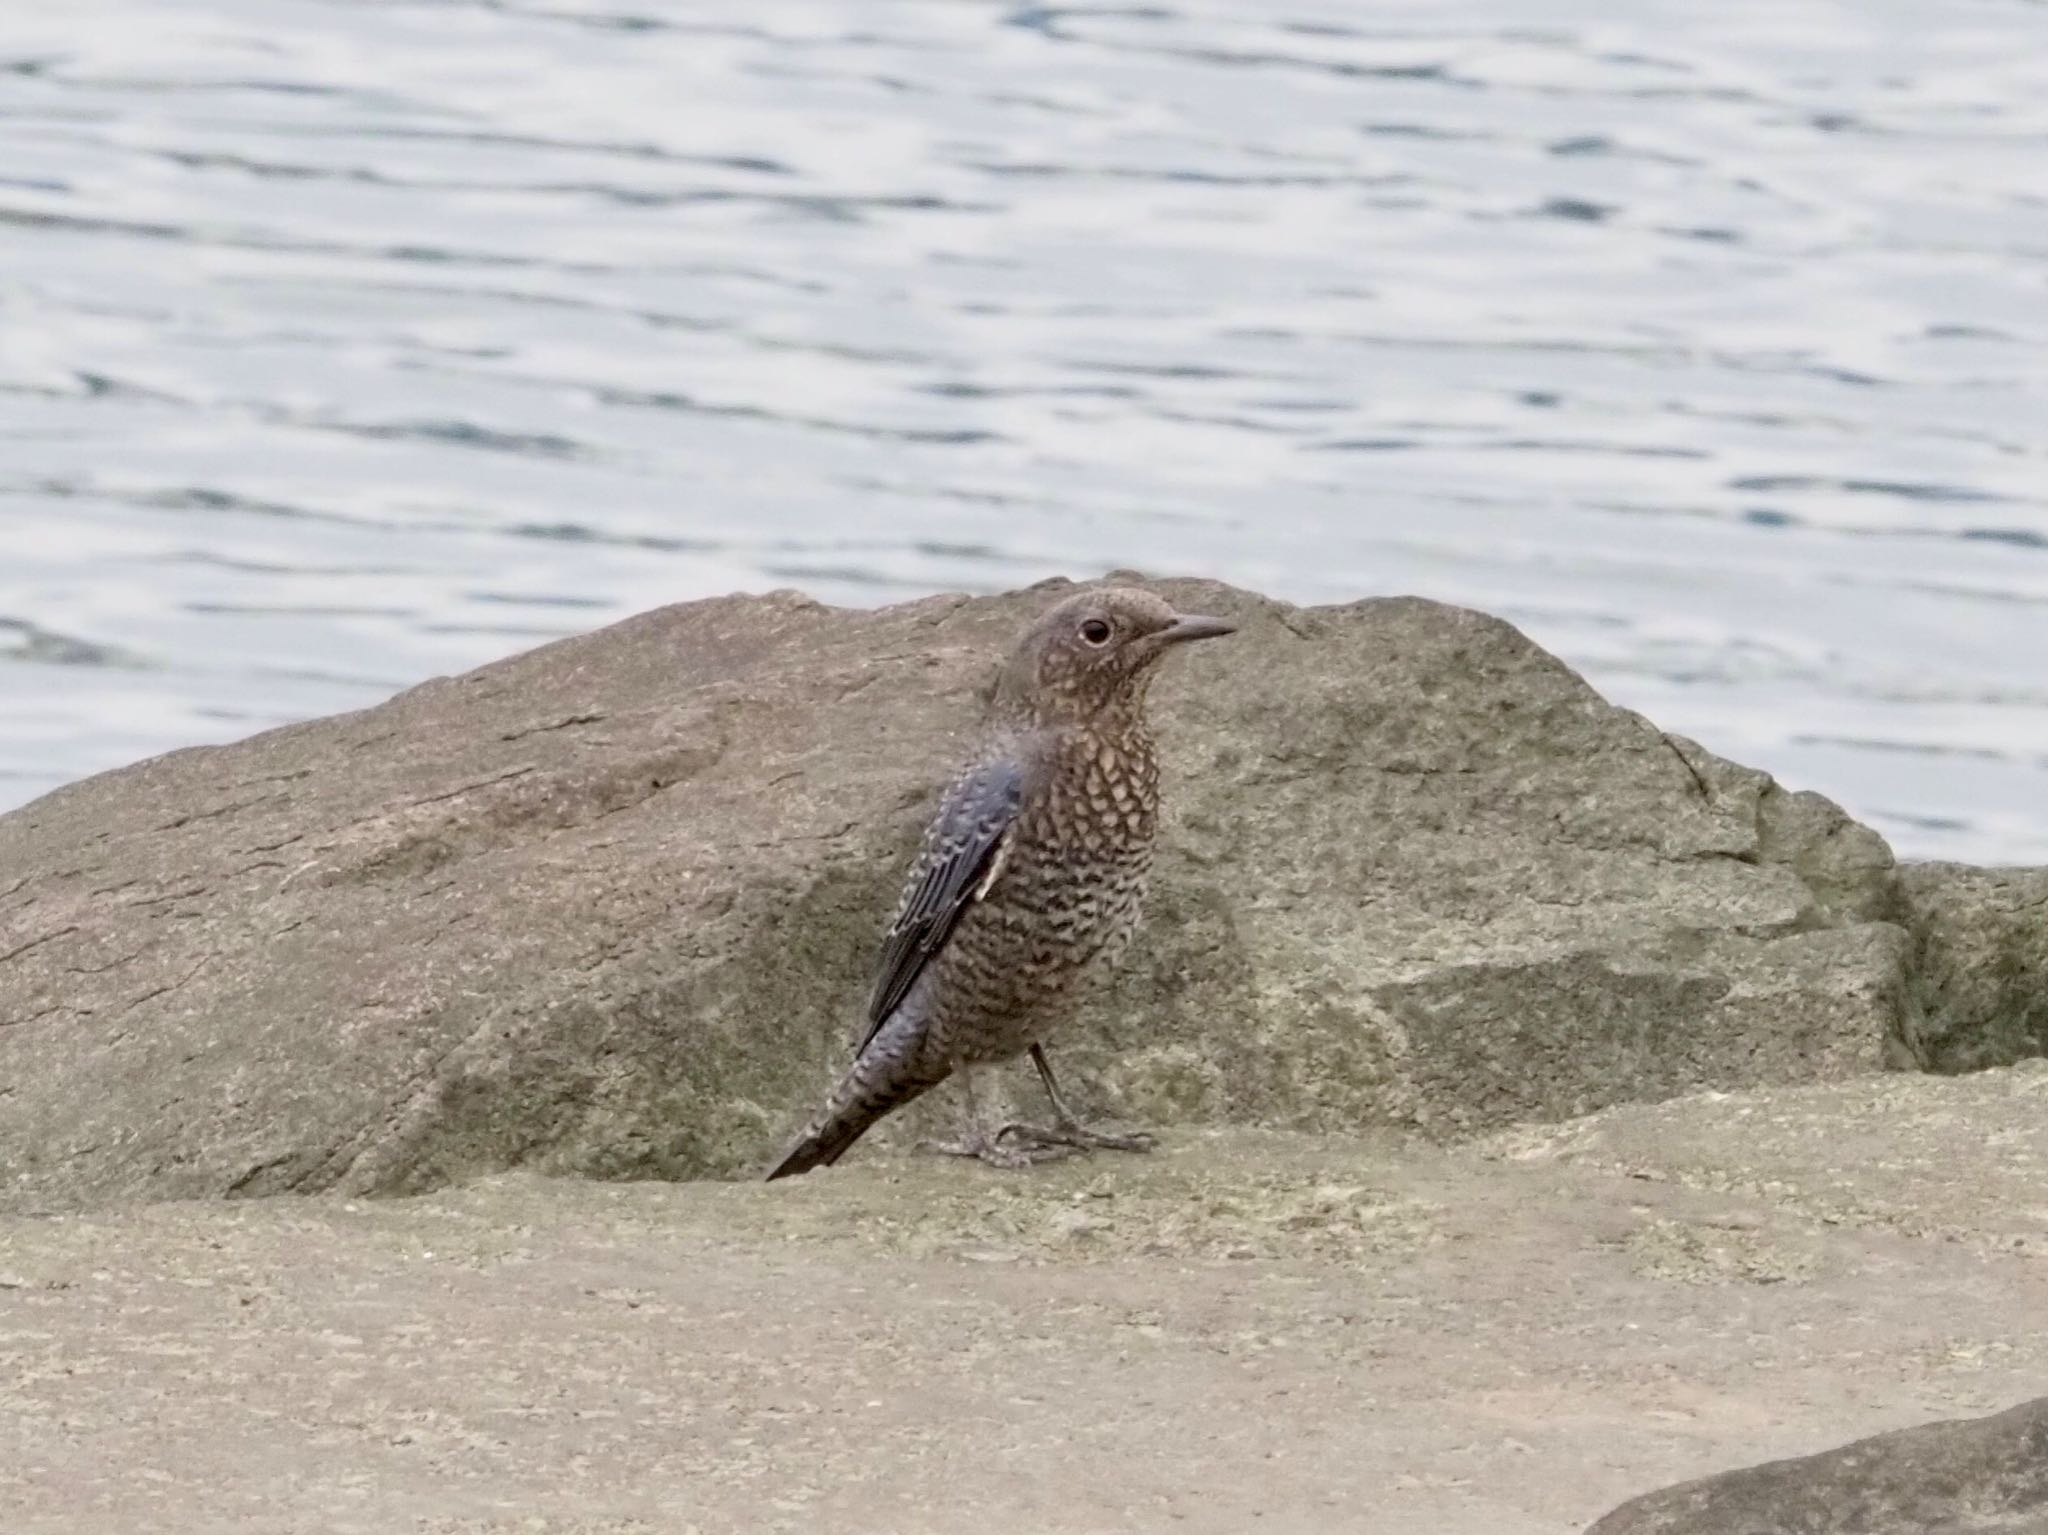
[1158,613,1236,645]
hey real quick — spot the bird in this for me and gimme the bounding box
[763,586,1234,1181]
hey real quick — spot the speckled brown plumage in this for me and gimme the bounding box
[764,587,1233,1180]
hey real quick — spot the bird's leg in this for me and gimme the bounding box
[917,1064,1077,1169]
[996,1044,1155,1154]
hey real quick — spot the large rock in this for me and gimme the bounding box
[1586,1396,2048,1534]
[0,579,1924,1210]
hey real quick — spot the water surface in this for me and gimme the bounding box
[3,0,2046,860]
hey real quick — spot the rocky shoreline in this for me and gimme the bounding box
[3,579,2044,1531]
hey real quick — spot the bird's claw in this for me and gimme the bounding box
[994,1120,1156,1155]
[915,1133,1077,1170]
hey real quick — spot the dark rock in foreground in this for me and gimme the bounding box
[1586,1395,2048,1534]
[0,577,2005,1211]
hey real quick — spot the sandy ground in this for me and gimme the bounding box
[6,1067,2047,1535]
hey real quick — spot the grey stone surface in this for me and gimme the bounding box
[5,1071,2048,1535]
[0,578,1967,1211]
[1483,1057,2048,1254]
[1586,1394,2048,1535]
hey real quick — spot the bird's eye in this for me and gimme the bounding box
[1079,618,1113,646]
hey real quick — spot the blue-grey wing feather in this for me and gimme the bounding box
[859,753,1025,1053]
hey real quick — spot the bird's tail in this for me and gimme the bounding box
[763,1042,951,1182]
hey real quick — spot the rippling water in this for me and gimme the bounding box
[3,0,2045,861]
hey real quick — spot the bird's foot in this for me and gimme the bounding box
[994,1119,1156,1156]
[915,1131,1079,1170]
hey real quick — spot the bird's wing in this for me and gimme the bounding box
[858,752,1027,1054]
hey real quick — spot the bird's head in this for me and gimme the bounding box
[991,586,1235,727]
